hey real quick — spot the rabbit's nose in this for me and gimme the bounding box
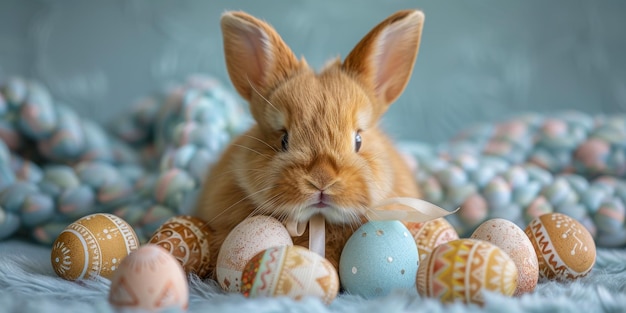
[307,167,338,192]
[306,154,339,191]
[306,175,337,192]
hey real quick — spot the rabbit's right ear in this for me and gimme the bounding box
[221,11,302,102]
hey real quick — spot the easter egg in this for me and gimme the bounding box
[524,212,596,280]
[148,215,211,278]
[51,213,139,280]
[416,239,518,305]
[216,215,293,292]
[404,217,458,261]
[471,218,538,295]
[108,244,188,311]
[241,245,339,304]
[339,220,418,299]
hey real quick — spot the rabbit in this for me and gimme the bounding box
[195,9,426,276]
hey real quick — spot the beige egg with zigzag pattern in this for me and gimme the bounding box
[416,239,518,305]
[241,245,339,304]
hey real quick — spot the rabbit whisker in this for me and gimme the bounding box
[242,134,278,152]
[232,144,273,160]
[206,185,275,223]
[249,194,281,218]
[247,75,280,113]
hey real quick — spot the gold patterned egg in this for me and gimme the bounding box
[416,239,518,305]
[148,215,211,278]
[241,245,339,304]
[524,212,596,281]
[405,217,459,261]
[51,213,139,280]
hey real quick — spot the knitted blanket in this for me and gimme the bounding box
[0,74,625,312]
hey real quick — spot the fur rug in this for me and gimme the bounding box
[1,239,625,313]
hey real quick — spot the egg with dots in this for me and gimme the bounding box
[471,218,538,295]
[241,245,339,304]
[50,213,139,280]
[216,215,293,292]
[108,244,188,311]
[148,215,211,278]
[404,217,458,262]
[524,212,596,281]
[339,220,419,299]
[416,239,518,305]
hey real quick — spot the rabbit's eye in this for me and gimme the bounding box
[355,131,362,152]
[281,132,289,151]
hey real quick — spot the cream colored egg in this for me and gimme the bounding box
[525,212,596,281]
[51,213,139,280]
[471,218,538,295]
[108,244,188,311]
[216,215,293,292]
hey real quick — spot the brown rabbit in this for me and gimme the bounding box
[195,9,425,275]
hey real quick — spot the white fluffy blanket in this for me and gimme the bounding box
[2,240,626,313]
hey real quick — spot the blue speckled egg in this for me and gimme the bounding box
[339,220,418,299]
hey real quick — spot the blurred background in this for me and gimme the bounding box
[1,0,625,144]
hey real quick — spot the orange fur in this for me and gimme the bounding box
[195,10,425,275]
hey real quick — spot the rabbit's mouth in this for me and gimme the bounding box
[295,197,360,225]
[312,191,332,208]
[313,202,328,209]
[299,206,346,224]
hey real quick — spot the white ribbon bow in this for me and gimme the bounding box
[285,198,459,257]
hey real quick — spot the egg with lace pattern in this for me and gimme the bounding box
[50,213,139,280]
[148,215,212,278]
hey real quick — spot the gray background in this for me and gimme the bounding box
[1,0,625,144]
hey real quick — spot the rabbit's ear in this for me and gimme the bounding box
[221,11,301,101]
[343,10,424,111]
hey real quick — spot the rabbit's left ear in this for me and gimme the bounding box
[343,10,424,112]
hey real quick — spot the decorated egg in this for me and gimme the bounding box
[216,215,293,292]
[471,218,538,295]
[108,244,188,311]
[417,239,518,305]
[524,212,596,280]
[404,217,459,261]
[339,220,418,299]
[148,215,212,278]
[51,213,139,280]
[241,245,339,304]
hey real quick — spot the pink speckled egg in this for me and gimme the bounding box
[471,218,538,295]
[216,215,293,292]
[108,244,188,311]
